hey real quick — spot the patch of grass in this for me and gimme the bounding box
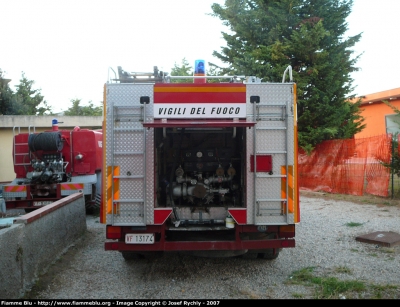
[292,293,305,298]
[313,277,365,299]
[380,248,395,254]
[335,266,352,274]
[287,267,365,299]
[287,267,315,284]
[286,266,399,299]
[370,284,399,299]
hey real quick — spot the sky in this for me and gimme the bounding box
[1,0,399,114]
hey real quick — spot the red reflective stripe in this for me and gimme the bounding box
[154,83,246,92]
[154,84,246,104]
[154,208,172,224]
[4,185,26,192]
[60,183,84,190]
[154,92,246,103]
[228,209,247,225]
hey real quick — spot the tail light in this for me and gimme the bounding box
[279,225,295,238]
[106,225,121,239]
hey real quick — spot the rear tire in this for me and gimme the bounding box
[121,252,143,260]
[258,248,281,260]
[241,252,258,259]
[85,192,101,214]
[121,251,163,261]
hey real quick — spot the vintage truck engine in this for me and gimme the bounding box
[22,132,69,197]
[26,153,69,197]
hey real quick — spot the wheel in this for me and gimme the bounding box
[258,248,281,260]
[121,251,163,261]
[121,252,143,260]
[241,252,258,259]
[85,192,101,213]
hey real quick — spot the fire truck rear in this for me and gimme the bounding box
[2,119,103,212]
[101,63,299,259]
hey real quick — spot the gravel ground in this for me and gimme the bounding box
[28,195,400,299]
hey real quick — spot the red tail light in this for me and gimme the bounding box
[279,225,295,238]
[106,225,121,239]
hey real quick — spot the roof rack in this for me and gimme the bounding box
[108,66,167,83]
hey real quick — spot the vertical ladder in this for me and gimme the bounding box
[110,103,147,226]
[13,126,35,168]
[252,97,291,225]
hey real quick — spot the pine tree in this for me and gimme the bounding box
[210,0,365,153]
[0,69,13,115]
[1,72,52,115]
[63,98,102,116]
[14,72,52,115]
[170,58,193,83]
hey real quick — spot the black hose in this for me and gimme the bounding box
[169,128,185,221]
[28,132,63,152]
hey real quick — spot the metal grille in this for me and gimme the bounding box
[105,84,155,226]
[246,83,296,225]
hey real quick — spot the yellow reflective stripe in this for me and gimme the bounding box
[154,87,246,93]
[281,165,295,214]
[106,166,120,215]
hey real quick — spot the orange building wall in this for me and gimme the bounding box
[354,88,400,139]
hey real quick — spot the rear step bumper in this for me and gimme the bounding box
[105,238,295,251]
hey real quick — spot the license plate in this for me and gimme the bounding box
[33,201,53,206]
[125,233,154,244]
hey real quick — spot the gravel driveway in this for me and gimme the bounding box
[28,195,400,299]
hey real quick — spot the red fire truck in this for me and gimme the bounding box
[3,119,102,212]
[101,63,299,259]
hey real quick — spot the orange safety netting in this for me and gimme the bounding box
[298,134,392,197]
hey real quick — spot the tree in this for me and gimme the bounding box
[0,69,13,115]
[13,72,52,115]
[170,58,193,83]
[63,98,102,116]
[0,71,52,115]
[210,0,365,153]
[381,101,400,177]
